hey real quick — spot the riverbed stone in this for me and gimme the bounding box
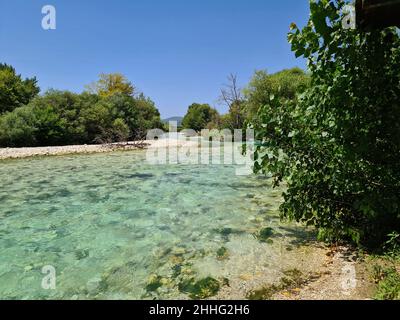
[86,277,102,294]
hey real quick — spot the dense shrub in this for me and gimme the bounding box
[181,103,220,132]
[0,106,38,147]
[251,0,400,248]
[0,63,39,114]
[0,75,163,147]
[244,68,310,123]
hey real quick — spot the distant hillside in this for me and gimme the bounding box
[162,117,183,126]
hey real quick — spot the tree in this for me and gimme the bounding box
[132,93,164,136]
[0,88,164,147]
[251,0,400,248]
[29,90,89,145]
[244,68,309,123]
[86,73,135,97]
[0,105,38,147]
[219,74,247,130]
[81,98,130,144]
[104,93,163,140]
[219,74,243,107]
[0,63,40,114]
[181,103,220,132]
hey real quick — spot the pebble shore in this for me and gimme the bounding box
[0,139,199,160]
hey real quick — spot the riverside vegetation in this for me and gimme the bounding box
[0,0,399,300]
[0,70,164,147]
[247,0,400,298]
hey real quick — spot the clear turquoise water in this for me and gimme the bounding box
[0,150,310,300]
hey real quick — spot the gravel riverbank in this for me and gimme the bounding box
[0,139,199,160]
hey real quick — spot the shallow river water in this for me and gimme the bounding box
[0,150,315,300]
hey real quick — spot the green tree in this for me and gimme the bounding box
[251,0,400,247]
[132,93,164,135]
[0,88,163,147]
[81,98,130,144]
[0,105,38,147]
[244,68,309,123]
[103,93,163,140]
[182,103,220,132]
[0,63,40,114]
[86,73,135,97]
[28,90,88,145]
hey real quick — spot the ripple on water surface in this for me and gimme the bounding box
[0,151,315,300]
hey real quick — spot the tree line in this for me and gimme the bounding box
[180,68,309,132]
[0,62,310,147]
[0,66,163,147]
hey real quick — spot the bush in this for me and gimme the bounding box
[251,0,400,248]
[0,106,38,147]
[182,103,220,132]
[374,267,400,300]
[244,68,309,123]
[0,88,163,147]
[0,63,39,114]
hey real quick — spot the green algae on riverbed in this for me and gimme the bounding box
[246,269,308,300]
[0,150,316,300]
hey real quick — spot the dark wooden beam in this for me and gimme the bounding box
[356,0,400,30]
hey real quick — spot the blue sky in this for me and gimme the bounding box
[0,0,309,118]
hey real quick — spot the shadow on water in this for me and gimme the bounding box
[117,173,155,180]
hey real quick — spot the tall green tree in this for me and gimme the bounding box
[251,0,400,247]
[0,105,38,147]
[0,63,40,114]
[244,68,309,123]
[182,103,220,132]
[0,77,164,147]
[86,73,135,97]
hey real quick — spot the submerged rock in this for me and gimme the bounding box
[172,264,182,278]
[86,277,103,294]
[145,274,163,292]
[214,227,246,241]
[171,246,187,256]
[216,247,229,260]
[75,249,90,260]
[254,227,274,243]
[178,277,220,299]
[157,224,171,231]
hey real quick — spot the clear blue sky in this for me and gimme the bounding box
[0,0,309,118]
